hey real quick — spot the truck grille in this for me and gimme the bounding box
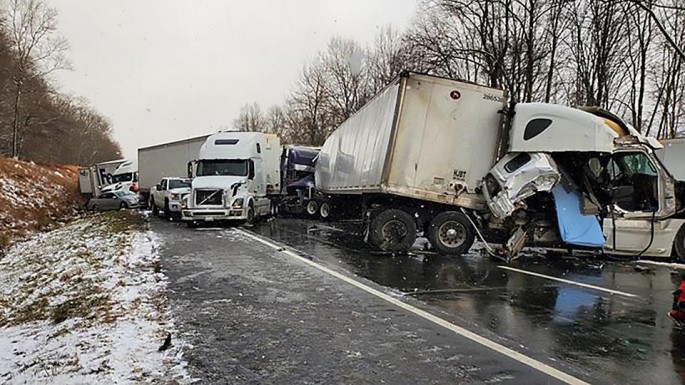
[195,189,223,206]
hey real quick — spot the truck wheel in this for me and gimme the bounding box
[151,199,159,216]
[270,198,280,217]
[368,209,417,253]
[163,200,171,220]
[305,200,318,217]
[427,211,475,256]
[319,201,331,220]
[673,225,685,262]
[246,203,256,225]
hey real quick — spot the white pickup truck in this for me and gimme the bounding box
[149,177,192,219]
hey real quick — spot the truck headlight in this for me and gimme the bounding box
[232,198,244,209]
[170,193,180,200]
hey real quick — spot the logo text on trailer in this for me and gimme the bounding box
[450,90,461,100]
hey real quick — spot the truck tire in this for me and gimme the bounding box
[674,225,685,262]
[305,200,318,217]
[319,201,331,220]
[368,209,417,253]
[151,198,159,216]
[163,199,171,220]
[427,211,475,256]
[246,202,256,225]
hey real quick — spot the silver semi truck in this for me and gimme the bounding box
[315,72,685,260]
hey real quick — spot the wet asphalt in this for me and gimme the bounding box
[152,216,685,385]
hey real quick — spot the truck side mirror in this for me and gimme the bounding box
[156,183,161,190]
[187,161,193,178]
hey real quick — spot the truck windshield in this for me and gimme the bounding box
[196,159,248,177]
[112,173,133,183]
[168,179,191,189]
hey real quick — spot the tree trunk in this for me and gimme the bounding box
[11,79,23,159]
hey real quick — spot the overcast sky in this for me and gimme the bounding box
[50,1,419,159]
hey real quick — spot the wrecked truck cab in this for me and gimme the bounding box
[483,152,560,219]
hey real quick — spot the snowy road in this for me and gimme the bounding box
[154,216,685,384]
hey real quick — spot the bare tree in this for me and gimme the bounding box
[3,0,69,159]
[233,102,266,132]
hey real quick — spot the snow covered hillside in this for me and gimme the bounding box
[0,157,84,249]
[0,211,193,384]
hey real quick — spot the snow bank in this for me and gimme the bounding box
[0,212,194,384]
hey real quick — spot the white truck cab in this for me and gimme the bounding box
[482,103,685,260]
[182,132,280,225]
[100,160,139,194]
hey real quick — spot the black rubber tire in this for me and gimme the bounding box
[305,200,318,217]
[426,211,475,256]
[151,199,159,216]
[120,202,128,210]
[673,225,685,262]
[246,203,256,225]
[186,221,198,228]
[163,199,171,220]
[92,204,100,213]
[368,209,417,253]
[319,201,331,220]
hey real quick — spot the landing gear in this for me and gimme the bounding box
[426,211,475,256]
[367,209,417,253]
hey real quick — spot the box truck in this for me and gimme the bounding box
[181,132,281,225]
[315,72,685,260]
[100,159,138,194]
[78,159,126,198]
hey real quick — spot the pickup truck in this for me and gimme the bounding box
[150,177,192,219]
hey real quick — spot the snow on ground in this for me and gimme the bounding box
[0,211,194,384]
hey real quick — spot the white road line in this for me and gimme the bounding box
[236,229,590,385]
[498,266,639,298]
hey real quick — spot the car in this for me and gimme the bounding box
[87,190,142,212]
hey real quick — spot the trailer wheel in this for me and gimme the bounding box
[368,209,417,253]
[673,225,685,262]
[427,211,475,256]
[305,200,318,217]
[270,199,280,217]
[319,201,331,220]
[151,198,159,216]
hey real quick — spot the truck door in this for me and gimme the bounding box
[601,149,676,255]
[251,158,265,196]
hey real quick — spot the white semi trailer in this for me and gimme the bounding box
[315,72,685,260]
[181,132,281,225]
[137,134,210,202]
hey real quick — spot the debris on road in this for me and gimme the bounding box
[0,211,193,384]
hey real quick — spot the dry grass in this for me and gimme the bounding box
[0,157,85,248]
